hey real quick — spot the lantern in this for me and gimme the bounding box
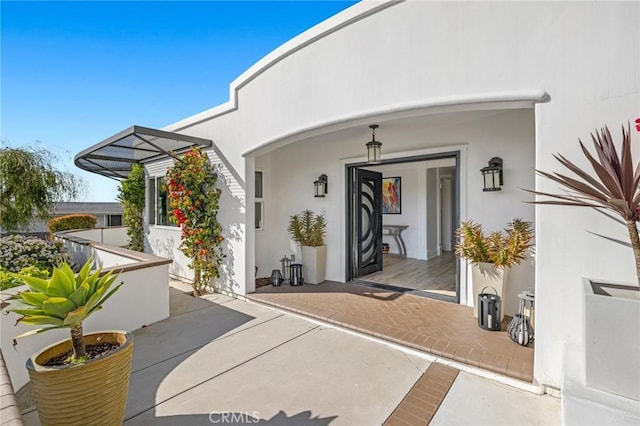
[280,255,293,283]
[366,124,382,164]
[314,174,328,197]
[481,157,503,191]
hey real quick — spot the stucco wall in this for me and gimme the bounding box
[148,0,638,389]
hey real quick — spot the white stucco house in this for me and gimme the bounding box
[24,201,124,234]
[74,0,639,417]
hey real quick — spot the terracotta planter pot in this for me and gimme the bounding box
[27,331,134,426]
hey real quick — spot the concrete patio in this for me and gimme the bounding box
[18,283,559,425]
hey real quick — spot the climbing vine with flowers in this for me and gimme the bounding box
[166,148,224,295]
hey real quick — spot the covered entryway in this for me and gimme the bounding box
[250,105,536,319]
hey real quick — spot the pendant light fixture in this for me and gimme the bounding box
[366,124,382,164]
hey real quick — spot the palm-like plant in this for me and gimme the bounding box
[455,219,534,268]
[288,210,327,247]
[7,258,122,361]
[526,123,640,285]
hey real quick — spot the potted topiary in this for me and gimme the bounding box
[527,123,639,400]
[455,219,534,320]
[6,258,133,425]
[287,210,327,284]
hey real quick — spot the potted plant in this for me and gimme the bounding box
[6,258,133,425]
[527,123,639,401]
[287,210,327,284]
[455,219,534,320]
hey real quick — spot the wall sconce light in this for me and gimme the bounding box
[481,157,503,191]
[314,174,328,197]
[366,124,382,164]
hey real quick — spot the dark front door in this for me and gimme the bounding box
[356,168,383,276]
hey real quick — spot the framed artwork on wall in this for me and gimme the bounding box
[382,177,401,214]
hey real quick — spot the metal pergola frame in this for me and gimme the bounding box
[74,125,213,180]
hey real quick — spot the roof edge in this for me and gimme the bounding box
[163,0,404,133]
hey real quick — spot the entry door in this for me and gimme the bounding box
[356,169,383,276]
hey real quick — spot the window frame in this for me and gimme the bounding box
[148,176,177,227]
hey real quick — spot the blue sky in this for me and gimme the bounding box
[1,1,355,202]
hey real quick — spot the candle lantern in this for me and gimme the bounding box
[280,255,293,283]
[270,269,283,287]
[507,291,535,346]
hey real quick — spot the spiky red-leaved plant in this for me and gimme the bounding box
[527,123,640,285]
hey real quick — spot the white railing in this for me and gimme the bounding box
[0,230,172,391]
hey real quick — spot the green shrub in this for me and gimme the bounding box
[0,234,71,273]
[118,163,145,251]
[48,214,97,234]
[0,265,49,291]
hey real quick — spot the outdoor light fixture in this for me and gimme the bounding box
[366,124,382,164]
[314,174,328,197]
[481,157,503,191]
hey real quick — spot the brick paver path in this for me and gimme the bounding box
[248,281,534,382]
[384,363,459,426]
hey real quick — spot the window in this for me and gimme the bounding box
[107,214,122,226]
[255,171,264,230]
[148,177,176,227]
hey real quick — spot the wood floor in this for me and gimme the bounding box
[362,252,456,297]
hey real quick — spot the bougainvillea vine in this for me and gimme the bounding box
[166,148,224,295]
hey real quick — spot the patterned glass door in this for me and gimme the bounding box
[356,168,383,276]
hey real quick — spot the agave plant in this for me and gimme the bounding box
[526,123,640,285]
[455,219,534,269]
[7,258,122,360]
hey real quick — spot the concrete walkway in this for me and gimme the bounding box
[21,284,559,425]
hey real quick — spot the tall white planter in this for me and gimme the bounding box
[584,278,640,401]
[301,245,326,285]
[471,262,509,321]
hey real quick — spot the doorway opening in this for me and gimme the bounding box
[346,152,460,302]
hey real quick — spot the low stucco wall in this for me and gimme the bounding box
[60,226,128,247]
[0,350,23,426]
[0,234,172,391]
